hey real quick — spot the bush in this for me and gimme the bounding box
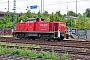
[61,52,71,60]
[0,46,60,60]
[0,42,70,60]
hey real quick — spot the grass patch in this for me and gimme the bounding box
[61,52,71,60]
[0,42,70,60]
[0,46,60,60]
[0,42,41,49]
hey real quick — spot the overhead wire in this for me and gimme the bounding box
[16,0,89,10]
[46,6,90,11]
[0,0,89,12]
[39,0,89,6]
[0,2,7,4]
[0,0,31,4]
[15,0,89,10]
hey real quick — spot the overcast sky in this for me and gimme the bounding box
[0,0,90,14]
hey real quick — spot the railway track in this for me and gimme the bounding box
[1,37,90,49]
[0,37,90,60]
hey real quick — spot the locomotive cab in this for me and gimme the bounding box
[27,18,44,22]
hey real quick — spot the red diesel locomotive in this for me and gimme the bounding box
[13,18,70,41]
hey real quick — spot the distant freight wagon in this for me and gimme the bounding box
[0,29,12,35]
[13,18,73,41]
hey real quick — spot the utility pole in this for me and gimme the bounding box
[43,0,44,13]
[67,5,68,16]
[76,0,77,15]
[13,0,16,29]
[8,0,9,12]
[41,0,42,13]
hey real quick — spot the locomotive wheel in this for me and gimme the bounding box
[47,39,50,41]
[32,38,35,40]
[25,37,29,40]
[20,36,22,40]
[18,34,23,40]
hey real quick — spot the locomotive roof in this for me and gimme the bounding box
[27,18,37,20]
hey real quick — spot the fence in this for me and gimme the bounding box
[0,28,90,40]
[67,28,90,40]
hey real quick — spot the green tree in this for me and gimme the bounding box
[0,12,13,28]
[85,8,90,17]
[75,13,87,28]
[50,12,55,22]
[37,11,43,17]
[25,11,33,18]
[84,17,90,28]
[67,11,77,16]
[43,11,50,21]
[66,18,75,28]
[63,14,67,17]
[54,11,63,21]
[43,11,49,17]
[75,17,82,28]
[84,21,90,28]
